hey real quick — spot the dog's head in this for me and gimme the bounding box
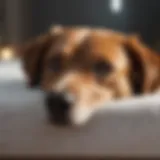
[21,26,160,126]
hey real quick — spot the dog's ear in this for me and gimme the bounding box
[17,25,65,88]
[124,35,160,94]
[21,34,55,87]
[16,31,62,88]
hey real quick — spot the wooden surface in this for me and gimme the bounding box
[1,60,160,158]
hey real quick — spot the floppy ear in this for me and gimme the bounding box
[124,35,160,94]
[16,25,65,88]
[19,34,55,87]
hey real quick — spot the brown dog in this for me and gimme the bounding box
[20,25,160,126]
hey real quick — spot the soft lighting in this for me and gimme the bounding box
[110,0,123,13]
[0,47,14,61]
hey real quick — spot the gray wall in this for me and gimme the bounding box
[4,0,160,48]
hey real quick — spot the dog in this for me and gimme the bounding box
[19,25,160,126]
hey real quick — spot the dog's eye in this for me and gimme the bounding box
[48,56,63,72]
[92,61,112,77]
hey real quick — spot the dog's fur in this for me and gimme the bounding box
[19,25,160,125]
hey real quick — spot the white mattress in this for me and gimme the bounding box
[0,60,160,157]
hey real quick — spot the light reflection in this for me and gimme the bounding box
[0,47,14,61]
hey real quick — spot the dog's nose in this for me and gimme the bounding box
[45,92,71,126]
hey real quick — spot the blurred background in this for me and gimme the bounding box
[0,0,160,59]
